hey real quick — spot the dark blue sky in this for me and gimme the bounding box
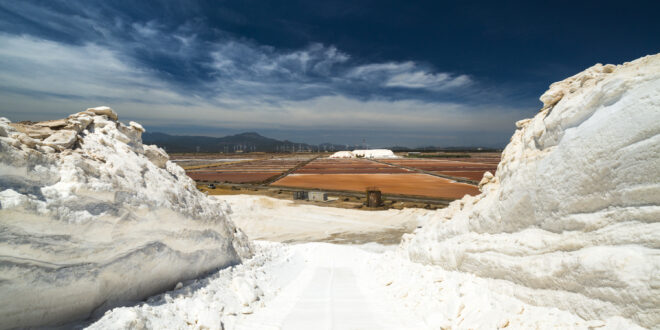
[0,0,658,147]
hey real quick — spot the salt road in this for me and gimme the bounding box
[233,244,425,330]
[90,196,627,329]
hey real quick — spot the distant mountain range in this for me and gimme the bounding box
[142,132,501,153]
[142,132,347,153]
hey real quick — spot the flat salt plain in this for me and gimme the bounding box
[219,195,428,243]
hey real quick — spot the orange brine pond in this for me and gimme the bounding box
[272,173,480,199]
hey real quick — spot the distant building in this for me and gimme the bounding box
[309,191,328,202]
[366,187,382,207]
[293,191,308,200]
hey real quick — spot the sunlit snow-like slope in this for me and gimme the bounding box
[402,54,660,327]
[0,107,252,328]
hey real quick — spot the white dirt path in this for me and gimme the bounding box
[233,243,424,330]
[88,241,640,330]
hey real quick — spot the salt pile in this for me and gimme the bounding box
[329,149,398,158]
[328,150,354,158]
[402,54,660,327]
[0,107,252,328]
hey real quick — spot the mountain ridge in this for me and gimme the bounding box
[142,131,501,153]
[142,131,320,153]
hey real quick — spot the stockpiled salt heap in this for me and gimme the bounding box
[0,107,253,328]
[402,54,660,328]
[329,149,398,158]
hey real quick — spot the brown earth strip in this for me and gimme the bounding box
[434,171,490,181]
[261,155,321,184]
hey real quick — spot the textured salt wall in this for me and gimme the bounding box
[0,107,252,328]
[402,54,660,328]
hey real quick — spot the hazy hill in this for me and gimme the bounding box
[142,131,315,153]
[142,132,497,153]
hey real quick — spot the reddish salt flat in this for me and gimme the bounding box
[273,173,480,199]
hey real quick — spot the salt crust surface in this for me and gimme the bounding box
[89,242,639,329]
[90,190,642,329]
[215,194,425,242]
[0,107,252,328]
[402,54,660,328]
[329,149,398,158]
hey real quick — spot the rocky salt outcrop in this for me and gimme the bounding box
[402,54,660,328]
[0,107,253,328]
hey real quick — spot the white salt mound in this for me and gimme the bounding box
[0,107,253,328]
[329,149,398,158]
[328,150,354,158]
[402,54,660,328]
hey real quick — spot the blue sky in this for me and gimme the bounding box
[0,0,658,147]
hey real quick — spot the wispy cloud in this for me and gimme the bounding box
[346,61,471,91]
[0,1,532,146]
[0,34,184,104]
